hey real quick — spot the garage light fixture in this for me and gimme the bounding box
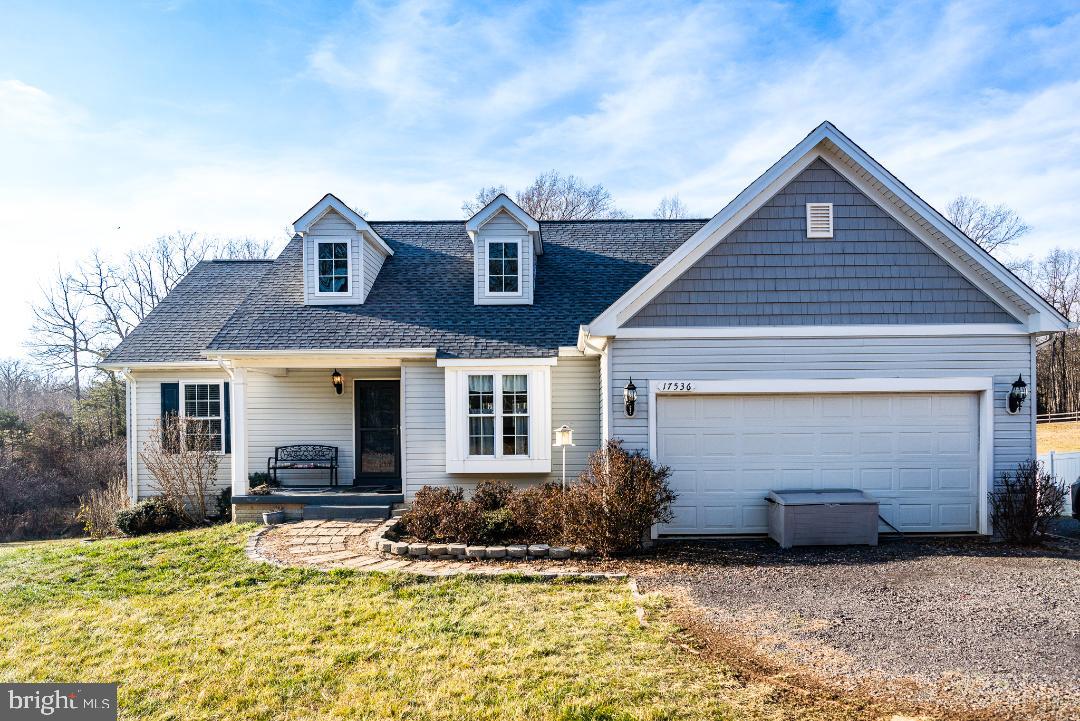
[331,369,344,395]
[623,378,637,418]
[1007,374,1028,414]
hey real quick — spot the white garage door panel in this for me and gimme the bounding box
[656,393,980,534]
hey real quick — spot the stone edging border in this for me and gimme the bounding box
[245,523,628,581]
[367,518,592,561]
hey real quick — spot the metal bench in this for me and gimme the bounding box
[267,445,339,486]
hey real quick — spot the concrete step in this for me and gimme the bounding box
[391,505,408,518]
[302,505,392,521]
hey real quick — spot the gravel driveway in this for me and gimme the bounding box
[633,537,1080,721]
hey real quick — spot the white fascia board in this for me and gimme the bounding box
[436,357,558,368]
[613,324,1032,340]
[587,121,1066,336]
[465,193,542,253]
[294,193,394,256]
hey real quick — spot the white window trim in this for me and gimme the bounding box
[314,238,353,296]
[178,379,227,456]
[484,237,524,298]
[444,364,551,474]
[644,376,994,535]
[464,372,531,460]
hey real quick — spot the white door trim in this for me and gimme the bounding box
[646,376,994,535]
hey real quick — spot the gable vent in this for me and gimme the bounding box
[806,202,833,238]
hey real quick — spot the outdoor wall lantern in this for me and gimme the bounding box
[1007,374,1028,414]
[331,369,344,395]
[623,378,637,417]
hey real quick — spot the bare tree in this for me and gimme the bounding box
[217,237,279,261]
[1032,248,1080,415]
[946,196,1031,255]
[462,172,626,220]
[27,270,101,401]
[653,194,692,219]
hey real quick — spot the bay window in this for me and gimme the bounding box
[443,362,552,473]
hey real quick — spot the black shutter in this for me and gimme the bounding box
[160,382,180,452]
[223,381,231,454]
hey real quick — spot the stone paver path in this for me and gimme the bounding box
[248,520,626,579]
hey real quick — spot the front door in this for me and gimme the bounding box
[354,380,401,490]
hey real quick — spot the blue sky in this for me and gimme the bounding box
[1,0,1079,358]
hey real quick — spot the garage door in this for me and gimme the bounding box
[655,393,980,534]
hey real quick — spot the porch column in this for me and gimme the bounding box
[230,367,249,496]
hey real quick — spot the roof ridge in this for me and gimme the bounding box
[366,218,712,225]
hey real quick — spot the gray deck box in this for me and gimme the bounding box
[766,489,879,548]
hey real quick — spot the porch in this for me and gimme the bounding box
[231,487,405,523]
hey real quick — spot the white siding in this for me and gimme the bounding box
[363,238,387,299]
[130,368,232,500]
[401,356,601,498]
[475,210,534,305]
[609,335,1038,486]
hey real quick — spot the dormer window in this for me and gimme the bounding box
[487,240,520,294]
[316,240,350,294]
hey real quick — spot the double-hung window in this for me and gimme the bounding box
[316,240,350,293]
[487,240,520,294]
[466,373,529,457]
[181,382,223,453]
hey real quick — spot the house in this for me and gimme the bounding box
[100,122,1068,534]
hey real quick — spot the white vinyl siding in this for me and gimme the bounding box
[609,335,1037,499]
[402,356,600,498]
[130,369,232,500]
[363,237,387,299]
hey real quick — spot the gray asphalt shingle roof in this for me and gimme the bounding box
[207,220,706,358]
[102,260,273,364]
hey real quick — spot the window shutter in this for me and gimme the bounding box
[223,381,231,454]
[806,202,833,238]
[160,382,180,452]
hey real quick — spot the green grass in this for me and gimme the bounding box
[0,526,887,721]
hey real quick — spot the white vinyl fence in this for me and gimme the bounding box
[1037,451,1080,516]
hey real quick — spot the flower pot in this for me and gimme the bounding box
[262,510,286,525]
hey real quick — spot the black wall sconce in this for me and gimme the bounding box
[331,369,344,395]
[623,378,637,417]
[1007,374,1028,414]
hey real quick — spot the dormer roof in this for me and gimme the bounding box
[465,193,542,254]
[294,193,394,256]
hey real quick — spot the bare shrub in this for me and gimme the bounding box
[990,459,1066,544]
[400,486,482,544]
[472,479,514,512]
[563,440,676,556]
[77,475,129,538]
[506,483,567,542]
[140,416,219,524]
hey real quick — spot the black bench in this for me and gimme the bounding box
[267,445,339,486]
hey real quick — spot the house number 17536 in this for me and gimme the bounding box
[658,382,694,392]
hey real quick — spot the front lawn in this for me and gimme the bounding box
[0,526,904,720]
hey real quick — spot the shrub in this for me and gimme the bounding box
[563,440,676,556]
[477,507,519,545]
[214,488,232,521]
[248,471,274,487]
[140,416,219,524]
[506,483,567,542]
[402,486,467,542]
[472,479,514,512]
[990,459,1066,544]
[115,497,185,536]
[77,476,130,538]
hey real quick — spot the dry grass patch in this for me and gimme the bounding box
[0,526,936,721]
[1036,421,1080,453]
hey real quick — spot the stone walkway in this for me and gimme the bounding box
[248,520,627,579]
